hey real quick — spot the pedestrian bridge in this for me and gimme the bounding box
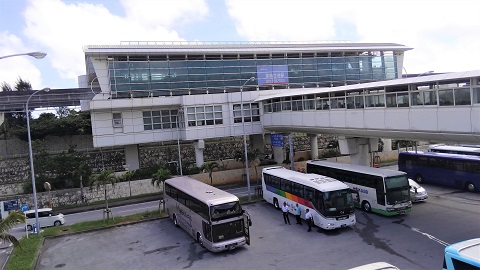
[257,70,480,144]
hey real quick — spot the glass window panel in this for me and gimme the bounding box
[454,88,471,105]
[439,89,454,106]
[144,125,152,130]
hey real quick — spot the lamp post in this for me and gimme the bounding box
[241,77,255,202]
[26,88,50,233]
[176,108,183,176]
[0,51,47,60]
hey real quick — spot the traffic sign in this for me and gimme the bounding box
[271,134,284,147]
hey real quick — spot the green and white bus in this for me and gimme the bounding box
[164,176,252,252]
[306,160,411,216]
[262,166,356,230]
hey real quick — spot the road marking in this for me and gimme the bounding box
[411,227,449,246]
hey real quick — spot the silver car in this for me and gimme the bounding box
[409,179,428,202]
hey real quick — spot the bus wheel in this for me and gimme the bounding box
[415,174,424,183]
[362,201,371,212]
[466,182,476,192]
[273,198,280,210]
[197,232,203,247]
[173,214,179,227]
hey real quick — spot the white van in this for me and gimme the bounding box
[24,208,65,231]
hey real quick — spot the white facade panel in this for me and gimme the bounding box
[345,110,365,129]
[363,109,386,129]
[133,133,155,144]
[409,108,439,131]
[384,109,410,131]
[301,112,316,127]
[329,110,347,128]
[437,107,472,132]
[472,107,480,133]
[314,112,331,128]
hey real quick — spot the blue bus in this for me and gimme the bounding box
[398,151,480,192]
[443,238,480,270]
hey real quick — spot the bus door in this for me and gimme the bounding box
[243,211,252,245]
[351,189,360,208]
[375,178,385,206]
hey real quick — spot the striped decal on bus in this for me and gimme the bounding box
[266,185,314,208]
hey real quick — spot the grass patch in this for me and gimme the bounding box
[5,210,166,270]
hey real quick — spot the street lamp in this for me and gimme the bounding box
[241,77,255,202]
[26,87,50,233]
[0,51,47,60]
[176,108,183,176]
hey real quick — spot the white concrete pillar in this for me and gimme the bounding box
[194,139,205,167]
[309,134,318,159]
[382,139,392,151]
[273,146,285,164]
[124,144,140,170]
[338,136,377,167]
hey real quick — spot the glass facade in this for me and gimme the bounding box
[263,78,477,113]
[108,51,398,98]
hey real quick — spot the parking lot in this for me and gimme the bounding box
[35,187,480,270]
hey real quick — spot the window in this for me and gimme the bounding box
[143,109,179,130]
[113,113,123,127]
[233,103,260,123]
[186,105,223,127]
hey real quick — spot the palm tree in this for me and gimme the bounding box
[201,161,219,186]
[0,211,25,248]
[234,148,261,185]
[74,163,91,203]
[89,170,117,219]
[151,168,172,212]
[151,168,172,196]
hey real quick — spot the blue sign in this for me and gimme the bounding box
[271,134,284,147]
[3,200,19,211]
[20,204,29,212]
[257,65,289,85]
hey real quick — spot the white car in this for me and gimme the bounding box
[409,179,428,202]
[24,208,66,231]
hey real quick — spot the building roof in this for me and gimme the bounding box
[84,41,413,55]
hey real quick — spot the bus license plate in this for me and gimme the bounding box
[226,243,237,250]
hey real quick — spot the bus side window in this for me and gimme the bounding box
[305,187,314,202]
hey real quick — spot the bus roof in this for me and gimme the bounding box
[399,151,480,161]
[429,144,480,154]
[445,238,480,263]
[262,166,350,192]
[307,160,406,178]
[165,176,239,206]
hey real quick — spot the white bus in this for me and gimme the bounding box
[262,166,356,230]
[306,160,411,216]
[429,144,480,156]
[164,176,252,252]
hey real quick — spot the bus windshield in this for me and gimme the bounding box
[323,189,354,212]
[385,176,410,205]
[210,201,243,221]
[212,219,245,243]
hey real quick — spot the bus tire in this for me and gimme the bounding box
[197,232,203,247]
[173,214,179,227]
[415,174,424,183]
[273,198,280,210]
[466,182,476,192]
[362,201,371,212]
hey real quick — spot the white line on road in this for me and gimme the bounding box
[411,227,450,246]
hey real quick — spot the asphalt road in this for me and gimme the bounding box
[34,182,480,270]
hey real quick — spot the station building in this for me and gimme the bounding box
[80,41,413,170]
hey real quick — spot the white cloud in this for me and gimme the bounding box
[21,0,209,87]
[226,0,480,73]
[0,31,45,88]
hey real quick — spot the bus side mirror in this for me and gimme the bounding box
[248,219,252,226]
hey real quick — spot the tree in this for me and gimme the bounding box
[0,211,25,248]
[201,161,219,186]
[151,168,172,212]
[234,148,261,184]
[151,168,172,193]
[89,170,117,219]
[74,163,91,203]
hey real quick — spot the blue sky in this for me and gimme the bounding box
[1,0,479,90]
